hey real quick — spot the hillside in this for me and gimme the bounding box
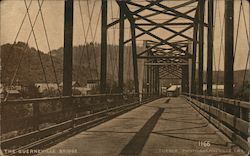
[0,42,136,86]
[203,70,250,85]
[1,42,63,85]
[1,42,249,89]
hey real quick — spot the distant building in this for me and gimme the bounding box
[203,84,224,91]
[59,81,81,89]
[58,81,93,95]
[86,80,99,90]
[1,89,22,100]
[203,84,225,96]
[35,83,59,93]
[75,87,92,95]
[0,84,4,99]
[3,85,22,91]
[0,83,23,100]
[161,86,167,95]
[167,85,180,97]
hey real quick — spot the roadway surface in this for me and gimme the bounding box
[38,97,246,156]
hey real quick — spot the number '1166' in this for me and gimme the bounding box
[198,141,211,147]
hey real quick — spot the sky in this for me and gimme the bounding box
[0,0,249,70]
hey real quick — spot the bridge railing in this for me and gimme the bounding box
[183,93,250,152]
[1,94,121,133]
[0,94,157,152]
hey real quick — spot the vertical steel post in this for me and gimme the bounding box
[100,0,108,94]
[151,65,154,95]
[224,0,234,98]
[155,66,160,95]
[63,0,74,96]
[207,0,214,96]
[191,11,199,94]
[150,65,154,95]
[182,65,189,93]
[148,65,151,96]
[198,0,205,95]
[181,66,185,94]
[130,22,139,94]
[146,64,150,96]
[152,65,154,95]
[153,64,156,95]
[118,8,125,94]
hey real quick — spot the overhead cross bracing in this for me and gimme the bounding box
[112,0,204,94]
[116,0,200,59]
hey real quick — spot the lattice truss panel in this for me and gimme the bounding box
[116,0,202,79]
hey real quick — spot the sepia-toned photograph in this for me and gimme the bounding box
[0,0,249,155]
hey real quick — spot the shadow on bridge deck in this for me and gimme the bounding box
[38,97,246,156]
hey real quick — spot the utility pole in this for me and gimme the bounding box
[63,0,74,96]
[224,0,234,98]
[100,0,108,94]
[207,0,214,96]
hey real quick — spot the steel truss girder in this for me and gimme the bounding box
[127,0,198,20]
[124,8,197,44]
[145,62,188,66]
[137,25,194,57]
[135,26,187,54]
[135,22,194,26]
[117,0,203,61]
[159,66,182,79]
[160,65,182,73]
[133,13,194,44]
[160,65,182,74]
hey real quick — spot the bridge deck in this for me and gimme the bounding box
[38,97,245,156]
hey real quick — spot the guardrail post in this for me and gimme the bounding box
[72,97,78,128]
[33,102,40,131]
[240,107,249,122]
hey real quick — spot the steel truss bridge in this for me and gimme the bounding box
[1,0,249,155]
